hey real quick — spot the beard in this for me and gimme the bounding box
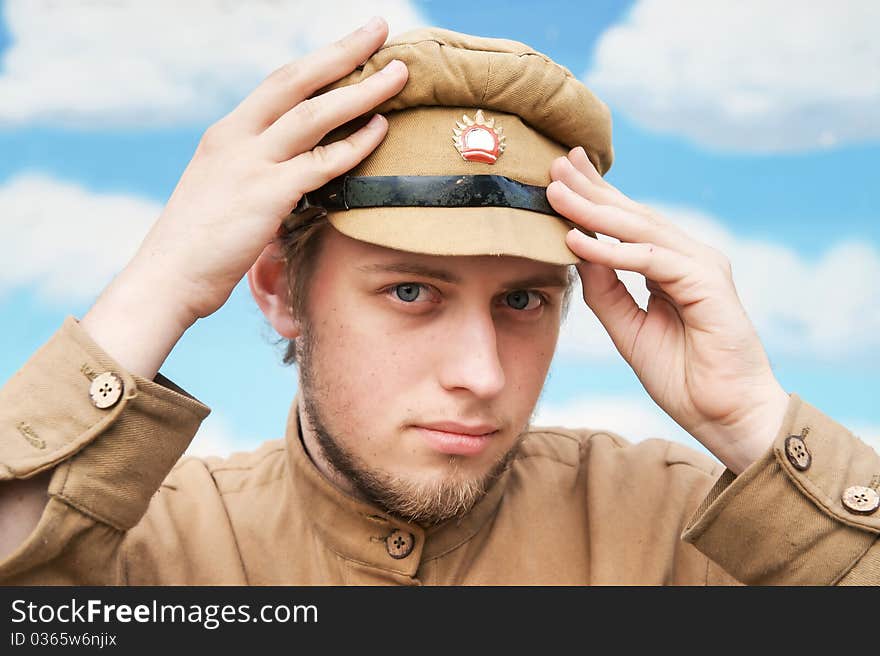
[295,320,524,527]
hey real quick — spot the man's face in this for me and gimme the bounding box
[296,227,569,525]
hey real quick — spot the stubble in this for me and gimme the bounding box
[295,321,523,526]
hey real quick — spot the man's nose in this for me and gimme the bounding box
[436,310,506,399]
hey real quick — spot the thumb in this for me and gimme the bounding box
[576,259,645,362]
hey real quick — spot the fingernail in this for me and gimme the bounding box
[366,113,386,129]
[379,59,405,75]
[364,16,385,32]
[568,228,592,244]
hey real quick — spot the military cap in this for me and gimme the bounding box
[294,27,614,265]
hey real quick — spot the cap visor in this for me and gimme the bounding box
[328,206,581,265]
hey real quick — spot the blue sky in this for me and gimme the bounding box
[1,0,878,457]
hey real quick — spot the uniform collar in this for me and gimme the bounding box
[284,394,510,577]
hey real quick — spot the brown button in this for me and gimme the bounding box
[842,486,880,515]
[784,435,811,471]
[89,372,124,409]
[385,529,415,559]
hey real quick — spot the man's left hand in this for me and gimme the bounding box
[547,147,790,474]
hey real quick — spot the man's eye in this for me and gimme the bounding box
[504,290,543,311]
[392,283,428,303]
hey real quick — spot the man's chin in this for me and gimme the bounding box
[364,448,518,526]
[300,380,523,524]
[360,471,491,526]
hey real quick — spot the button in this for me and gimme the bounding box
[89,372,124,409]
[385,529,415,559]
[842,486,880,515]
[784,435,811,471]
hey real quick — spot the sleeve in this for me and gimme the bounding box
[681,393,880,585]
[0,316,211,584]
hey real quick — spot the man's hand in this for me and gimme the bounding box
[81,17,407,379]
[4,22,407,562]
[547,147,790,474]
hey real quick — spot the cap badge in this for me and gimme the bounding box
[452,109,506,164]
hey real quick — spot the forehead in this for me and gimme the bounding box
[321,226,570,288]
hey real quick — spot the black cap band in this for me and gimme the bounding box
[292,175,561,219]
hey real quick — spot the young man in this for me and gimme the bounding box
[1,21,878,585]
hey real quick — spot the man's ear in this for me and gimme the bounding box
[248,242,301,339]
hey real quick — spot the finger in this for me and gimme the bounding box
[260,59,408,162]
[549,180,689,253]
[228,17,390,133]
[566,148,714,259]
[551,153,654,217]
[569,145,610,187]
[566,229,690,286]
[575,259,646,362]
[280,112,389,200]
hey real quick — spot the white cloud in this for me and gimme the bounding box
[848,422,880,455]
[0,0,425,128]
[533,392,710,455]
[185,413,260,458]
[3,172,877,364]
[0,173,161,301]
[556,204,880,362]
[586,0,880,152]
[533,395,880,462]
[663,205,880,360]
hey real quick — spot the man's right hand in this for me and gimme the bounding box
[80,16,407,379]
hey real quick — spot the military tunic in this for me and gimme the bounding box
[1,318,879,585]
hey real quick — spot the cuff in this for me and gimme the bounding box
[682,393,880,585]
[0,316,210,530]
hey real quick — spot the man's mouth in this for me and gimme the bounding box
[413,422,500,456]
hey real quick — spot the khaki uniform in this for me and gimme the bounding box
[1,317,879,585]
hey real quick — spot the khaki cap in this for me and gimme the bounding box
[303,27,614,265]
